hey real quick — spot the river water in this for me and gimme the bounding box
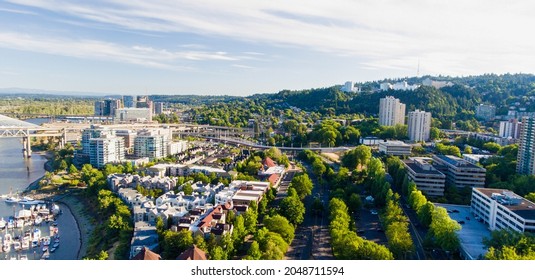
[0,118,80,260]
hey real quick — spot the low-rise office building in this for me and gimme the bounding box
[432,155,486,188]
[402,157,446,197]
[378,140,412,156]
[471,188,535,233]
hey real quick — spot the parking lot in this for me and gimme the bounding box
[355,206,388,245]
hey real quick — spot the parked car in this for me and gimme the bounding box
[370,209,378,215]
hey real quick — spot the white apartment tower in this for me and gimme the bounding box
[379,96,406,126]
[517,117,535,175]
[408,110,432,142]
[89,135,125,168]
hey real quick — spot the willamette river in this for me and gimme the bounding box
[0,118,80,260]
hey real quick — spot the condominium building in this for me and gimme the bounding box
[517,117,535,175]
[123,95,135,108]
[402,157,446,196]
[432,155,486,188]
[499,119,521,139]
[89,135,125,168]
[379,96,406,126]
[471,188,535,233]
[116,129,136,152]
[134,134,168,160]
[378,140,411,156]
[408,110,432,142]
[153,102,164,115]
[81,125,114,155]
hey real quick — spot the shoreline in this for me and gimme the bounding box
[55,194,93,259]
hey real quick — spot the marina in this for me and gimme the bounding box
[0,200,62,260]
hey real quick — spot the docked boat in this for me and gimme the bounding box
[2,243,10,252]
[42,245,48,252]
[32,229,41,247]
[34,216,43,226]
[43,236,50,246]
[15,219,24,228]
[20,255,28,260]
[50,246,56,253]
[19,197,44,206]
[0,217,6,229]
[4,196,20,204]
[13,241,21,251]
[22,238,30,250]
[7,219,14,229]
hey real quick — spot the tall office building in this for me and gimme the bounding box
[517,117,535,175]
[408,110,432,142]
[94,99,121,117]
[379,96,406,126]
[123,95,135,108]
[89,135,125,168]
[153,102,164,114]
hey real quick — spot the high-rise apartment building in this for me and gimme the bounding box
[379,96,406,126]
[517,117,535,175]
[499,119,522,139]
[408,110,432,142]
[123,95,135,108]
[89,135,125,168]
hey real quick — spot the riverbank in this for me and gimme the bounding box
[55,193,94,259]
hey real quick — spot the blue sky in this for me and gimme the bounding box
[0,0,534,96]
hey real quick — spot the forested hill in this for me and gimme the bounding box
[255,73,535,118]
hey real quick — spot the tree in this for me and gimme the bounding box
[483,142,501,153]
[264,215,295,244]
[408,190,427,211]
[312,158,326,178]
[347,193,362,213]
[232,215,246,245]
[417,202,435,228]
[182,183,193,195]
[161,230,194,259]
[429,207,461,251]
[289,173,313,200]
[96,250,109,260]
[243,207,258,234]
[463,146,473,154]
[430,127,441,140]
[245,241,262,260]
[526,193,535,203]
[279,188,305,226]
[385,221,414,259]
[68,164,78,174]
[58,160,68,171]
[209,246,226,260]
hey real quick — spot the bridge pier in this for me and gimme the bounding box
[22,136,32,158]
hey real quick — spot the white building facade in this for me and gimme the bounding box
[408,110,432,142]
[379,96,406,126]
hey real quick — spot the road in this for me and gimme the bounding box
[285,162,334,260]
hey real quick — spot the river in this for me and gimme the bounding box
[0,118,80,260]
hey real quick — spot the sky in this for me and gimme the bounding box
[0,0,534,96]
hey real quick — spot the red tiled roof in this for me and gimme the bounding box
[176,245,208,260]
[268,174,280,185]
[132,247,161,260]
[263,157,277,168]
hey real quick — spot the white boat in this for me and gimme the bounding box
[15,219,24,228]
[42,245,48,252]
[4,233,12,244]
[2,243,10,252]
[34,216,43,226]
[0,217,6,229]
[7,219,14,229]
[19,197,44,206]
[9,256,17,260]
[43,237,50,246]
[22,238,30,250]
[50,246,56,253]
[13,241,21,251]
[4,196,20,204]
[20,255,28,260]
[52,241,59,248]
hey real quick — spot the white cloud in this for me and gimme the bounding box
[4,0,535,76]
[0,32,240,70]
